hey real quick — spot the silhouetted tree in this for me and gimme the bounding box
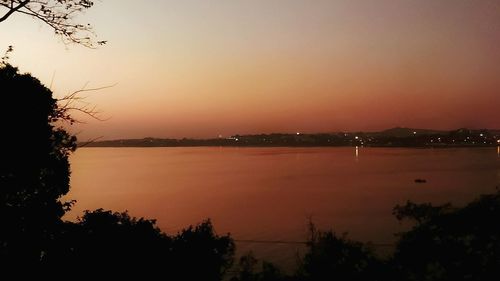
[0,60,76,271]
[236,252,260,281]
[229,189,500,281]
[170,219,235,281]
[231,252,286,281]
[295,222,385,281]
[0,0,105,47]
[392,189,500,281]
[43,209,171,278]
[43,211,234,279]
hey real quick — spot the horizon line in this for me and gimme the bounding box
[78,126,500,142]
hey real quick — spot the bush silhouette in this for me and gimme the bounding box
[231,190,500,281]
[170,218,235,280]
[295,223,386,281]
[231,252,286,281]
[42,210,234,279]
[392,189,500,281]
[44,209,171,276]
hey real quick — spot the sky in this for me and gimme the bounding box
[1,0,500,140]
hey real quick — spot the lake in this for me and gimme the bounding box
[67,147,500,269]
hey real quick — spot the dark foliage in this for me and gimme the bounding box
[231,252,287,281]
[295,223,386,281]
[0,62,76,270]
[392,189,500,281]
[45,209,170,277]
[170,218,235,281]
[232,190,500,281]
[45,210,234,279]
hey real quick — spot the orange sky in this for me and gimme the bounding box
[1,0,499,140]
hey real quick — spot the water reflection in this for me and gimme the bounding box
[67,147,499,270]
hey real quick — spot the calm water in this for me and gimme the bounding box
[67,147,500,268]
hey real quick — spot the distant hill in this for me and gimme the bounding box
[378,127,446,137]
[80,128,500,148]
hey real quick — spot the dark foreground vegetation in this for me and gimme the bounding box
[230,189,500,281]
[1,62,499,280]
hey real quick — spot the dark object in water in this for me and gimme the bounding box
[414,179,427,183]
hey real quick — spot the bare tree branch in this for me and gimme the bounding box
[0,0,105,47]
[55,83,116,124]
[0,0,28,22]
[77,135,103,148]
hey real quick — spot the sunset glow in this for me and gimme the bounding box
[1,0,499,140]
[2,1,500,277]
